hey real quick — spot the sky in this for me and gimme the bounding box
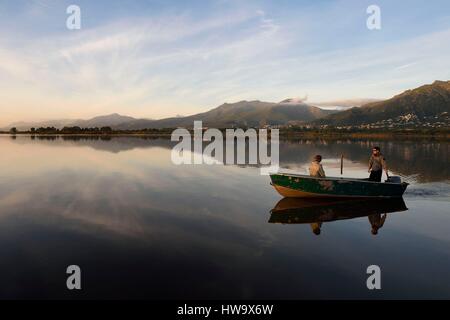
[0,0,450,126]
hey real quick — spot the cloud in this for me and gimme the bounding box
[394,62,419,70]
[0,8,289,125]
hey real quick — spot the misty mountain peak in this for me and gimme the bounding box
[279,97,308,104]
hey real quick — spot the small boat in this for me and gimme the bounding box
[269,197,408,224]
[270,172,408,198]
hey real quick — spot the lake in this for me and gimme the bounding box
[0,135,449,299]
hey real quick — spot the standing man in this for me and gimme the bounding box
[368,213,387,235]
[368,146,388,182]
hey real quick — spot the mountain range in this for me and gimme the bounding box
[3,100,337,130]
[117,100,338,129]
[3,80,449,131]
[315,80,450,127]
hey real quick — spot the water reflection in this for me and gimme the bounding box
[0,135,449,299]
[4,135,448,183]
[269,197,408,235]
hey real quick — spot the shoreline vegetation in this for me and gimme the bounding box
[1,126,450,140]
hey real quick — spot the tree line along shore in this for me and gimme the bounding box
[1,126,449,139]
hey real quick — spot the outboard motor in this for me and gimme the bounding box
[386,176,401,183]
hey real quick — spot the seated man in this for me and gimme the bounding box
[309,155,326,178]
[310,222,322,235]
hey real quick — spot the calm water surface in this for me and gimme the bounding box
[0,135,449,299]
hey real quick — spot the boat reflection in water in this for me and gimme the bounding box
[269,197,408,235]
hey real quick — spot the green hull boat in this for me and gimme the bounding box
[270,173,408,198]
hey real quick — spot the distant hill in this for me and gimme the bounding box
[2,100,336,131]
[116,100,336,129]
[315,81,450,127]
[2,113,139,131]
[73,113,138,128]
[4,119,81,131]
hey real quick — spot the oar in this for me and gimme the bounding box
[340,154,344,176]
